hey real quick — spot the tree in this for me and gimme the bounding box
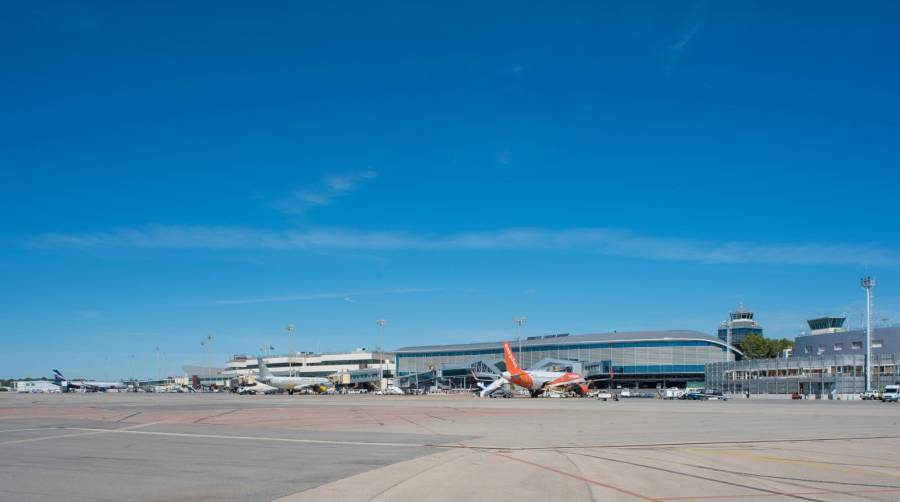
[739,333,771,359]
[767,338,794,358]
[739,334,795,359]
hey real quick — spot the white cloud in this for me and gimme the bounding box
[671,23,700,54]
[206,287,442,306]
[664,21,702,73]
[29,224,900,267]
[273,169,378,214]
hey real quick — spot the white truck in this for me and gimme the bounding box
[882,385,899,403]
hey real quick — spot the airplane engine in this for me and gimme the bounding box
[574,383,589,396]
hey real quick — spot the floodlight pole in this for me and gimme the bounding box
[513,317,527,367]
[861,277,875,392]
[208,335,214,389]
[286,324,295,377]
[377,319,387,391]
[725,317,733,365]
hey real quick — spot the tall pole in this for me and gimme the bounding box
[286,324,295,378]
[861,277,875,392]
[155,346,160,383]
[199,339,205,391]
[725,317,733,364]
[207,335,213,389]
[377,319,387,391]
[513,316,527,367]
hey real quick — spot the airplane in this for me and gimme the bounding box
[255,357,332,395]
[481,342,589,398]
[52,370,127,392]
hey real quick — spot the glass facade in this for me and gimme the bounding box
[396,338,727,388]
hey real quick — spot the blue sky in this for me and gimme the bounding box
[2,2,899,379]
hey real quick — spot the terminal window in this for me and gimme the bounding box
[817,345,825,355]
[873,340,883,348]
[833,343,843,351]
[851,341,863,349]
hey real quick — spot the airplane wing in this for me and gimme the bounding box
[479,377,508,397]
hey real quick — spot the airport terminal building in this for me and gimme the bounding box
[394,330,738,390]
[705,318,900,398]
[223,349,395,389]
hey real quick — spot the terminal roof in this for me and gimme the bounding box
[394,330,725,353]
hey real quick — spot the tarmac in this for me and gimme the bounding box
[2,392,899,501]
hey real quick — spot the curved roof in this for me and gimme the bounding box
[395,330,740,354]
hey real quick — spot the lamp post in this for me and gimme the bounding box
[724,317,733,364]
[207,335,214,388]
[861,276,875,392]
[155,346,160,383]
[199,339,205,391]
[286,324,295,377]
[513,317,527,367]
[377,319,387,391]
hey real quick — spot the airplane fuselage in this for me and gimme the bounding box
[505,370,584,392]
[257,376,331,392]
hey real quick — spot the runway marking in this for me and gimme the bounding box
[61,427,432,448]
[0,421,162,446]
[0,427,59,433]
[438,435,900,451]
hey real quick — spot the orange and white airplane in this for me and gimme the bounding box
[482,342,589,397]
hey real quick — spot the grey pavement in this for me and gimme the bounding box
[2,393,900,501]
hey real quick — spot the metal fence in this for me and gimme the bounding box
[705,353,900,396]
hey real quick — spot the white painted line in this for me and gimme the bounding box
[0,421,163,447]
[0,427,58,433]
[61,427,429,448]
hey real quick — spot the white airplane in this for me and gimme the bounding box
[479,342,589,398]
[255,357,332,395]
[53,369,127,392]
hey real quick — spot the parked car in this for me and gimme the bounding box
[619,389,632,398]
[596,391,614,401]
[702,390,727,401]
[861,390,881,400]
[790,392,802,400]
[882,385,899,403]
[682,391,703,400]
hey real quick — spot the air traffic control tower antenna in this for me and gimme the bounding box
[860,276,875,392]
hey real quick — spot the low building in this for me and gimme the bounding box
[15,380,60,393]
[705,353,900,399]
[223,349,395,389]
[793,319,900,358]
[179,366,227,389]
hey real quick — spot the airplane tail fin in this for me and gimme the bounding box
[502,342,523,375]
[257,357,272,379]
[52,369,66,384]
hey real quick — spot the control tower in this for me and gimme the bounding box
[806,317,847,335]
[717,305,764,347]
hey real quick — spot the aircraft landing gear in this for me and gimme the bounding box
[288,389,294,395]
